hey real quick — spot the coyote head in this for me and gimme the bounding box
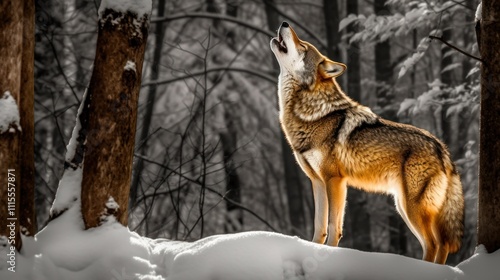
[270,22,346,88]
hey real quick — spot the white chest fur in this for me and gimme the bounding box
[301,149,324,176]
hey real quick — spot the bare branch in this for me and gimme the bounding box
[153,12,275,38]
[142,67,277,87]
[429,35,484,63]
[134,154,278,232]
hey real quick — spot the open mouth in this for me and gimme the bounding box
[273,33,287,53]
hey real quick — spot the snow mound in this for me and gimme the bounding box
[0,91,21,133]
[2,212,500,280]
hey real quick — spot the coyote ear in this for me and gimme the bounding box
[320,59,346,79]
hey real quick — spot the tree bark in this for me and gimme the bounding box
[19,0,36,238]
[264,0,306,237]
[0,0,35,251]
[80,8,150,229]
[477,0,500,253]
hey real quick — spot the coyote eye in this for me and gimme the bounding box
[299,43,307,50]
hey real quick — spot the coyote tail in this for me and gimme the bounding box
[437,171,464,253]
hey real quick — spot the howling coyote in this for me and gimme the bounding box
[270,22,464,264]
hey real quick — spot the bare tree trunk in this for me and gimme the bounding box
[80,7,151,229]
[221,108,243,233]
[323,0,343,87]
[341,0,372,252]
[264,0,306,237]
[220,1,243,233]
[374,0,394,120]
[131,0,167,209]
[477,0,500,253]
[19,0,36,239]
[346,0,361,103]
[440,25,460,158]
[0,0,35,252]
[373,0,405,255]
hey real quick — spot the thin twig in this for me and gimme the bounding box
[429,35,484,63]
[142,67,276,87]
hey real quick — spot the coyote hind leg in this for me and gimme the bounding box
[325,177,347,246]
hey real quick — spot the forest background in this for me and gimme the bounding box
[33,0,480,265]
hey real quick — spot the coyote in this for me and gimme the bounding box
[270,22,464,264]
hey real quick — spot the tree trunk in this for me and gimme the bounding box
[440,26,460,158]
[220,1,243,233]
[264,0,306,237]
[221,107,243,233]
[323,0,344,88]
[346,0,361,103]
[477,0,500,253]
[130,0,167,209]
[80,7,151,229]
[0,0,35,252]
[343,0,371,252]
[19,0,36,239]
[374,0,404,255]
[374,0,395,120]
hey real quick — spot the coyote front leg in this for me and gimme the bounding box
[325,177,347,246]
[311,179,329,244]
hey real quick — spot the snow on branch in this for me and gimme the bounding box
[98,0,152,18]
[0,91,21,134]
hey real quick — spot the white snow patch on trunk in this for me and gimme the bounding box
[65,88,87,163]
[105,196,119,210]
[475,2,482,21]
[49,168,83,218]
[0,91,21,133]
[124,60,136,72]
[50,89,88,216]
[98,0,152,17]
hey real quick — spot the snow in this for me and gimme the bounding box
[64,89,87,164]
[98,0,152,17]
[124,60,137,73]
[2,209,499,280]
[0,91,21,133]
[475,2,482,21]
[50,88,88,216]
[49,168,83,219]
[105,196,119,211]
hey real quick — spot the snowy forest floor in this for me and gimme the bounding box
[1,205,499,280]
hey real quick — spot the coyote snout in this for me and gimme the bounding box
[270,22,464,264]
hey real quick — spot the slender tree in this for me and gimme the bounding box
[221,106,243,233]
[323,0,346,90]
[440,24,460,158]
[343,0,371,251]
[477,0,500,253]
[80,4,151,228]
[131,0,167,209]
[0,0,35,251]
[19,0,36,240]
[346,0,361,103]
[373,0,406,255]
